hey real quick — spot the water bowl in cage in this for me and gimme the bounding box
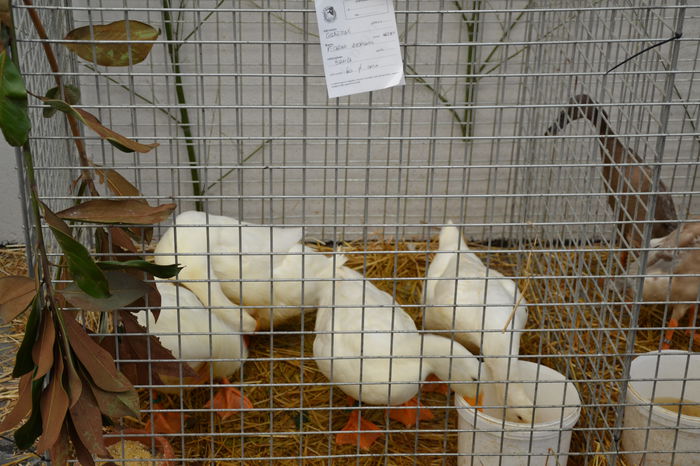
[622,351,700,466]
[455,361,580,466]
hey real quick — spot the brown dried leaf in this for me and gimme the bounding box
[41,202,71,236]
[109,226,138,253]
[48,423,70,466]
[143,279,161,321]
[94,167,143,199]
[95,333,149,386]
[63,347,83,408]
[0,275,36,324]
[40,98,159,153]
[67,417,98,466]
[57,199,176,225]
[123,272,161,321]
[31,311,55,380]
[36,352,69,453]
[89,374,140,419]
[63,20,160,67]
[95,227,110,256]
[64,316,130,393]
[0,9,11,30]
[127,224,154,245]
[69,374,110,457]
[120,311,196,378]
[0,374,32,433]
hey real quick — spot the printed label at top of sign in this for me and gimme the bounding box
[315,0,404,98]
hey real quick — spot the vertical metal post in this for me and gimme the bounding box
[14,146,34,275]
[611,1,687,460]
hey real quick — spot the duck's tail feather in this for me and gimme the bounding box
[438,221,462,252]
[438,221,471,252]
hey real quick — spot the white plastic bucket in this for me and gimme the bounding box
[455,361,581,466]
[622,350,700,465]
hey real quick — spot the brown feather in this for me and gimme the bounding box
[546,94,677,246]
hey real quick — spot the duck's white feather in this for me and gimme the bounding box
[314,261,481,406]
[624,219,700,325]
[136,280,248,393]
[424,222,532,422]
[155,211,334,330]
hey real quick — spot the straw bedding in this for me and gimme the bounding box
[0,241,692,465]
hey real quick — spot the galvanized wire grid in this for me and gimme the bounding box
[11,0,700,464]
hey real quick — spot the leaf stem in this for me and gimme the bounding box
[6,4,55,305]
[203,139,272,193]
[80,63,180,124]
[176,0,226,49]
[404,62,465,133]
[23,0,98,197]
[162,0,204,211]
[459,0,481,140]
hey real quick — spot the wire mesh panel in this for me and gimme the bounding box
[10,0,700,464]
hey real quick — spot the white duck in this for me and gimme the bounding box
[424,222,533,423]
[155,211,334,331]
[314,259,481,449]
[621,218,700,349]
[136,280,251,432]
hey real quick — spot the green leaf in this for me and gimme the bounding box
[12,295,40,378]
[63,20,160,67]
[60,270,149,312]
[14,378,43,450]
[97,260,182,279]
[42,84,81,118]
[0,50,30,146]
[39,97,158,153]
[42,203,110,299]
[56,199,176,224]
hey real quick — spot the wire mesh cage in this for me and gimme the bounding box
[7,0,700,464]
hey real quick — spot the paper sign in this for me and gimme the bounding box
[315,0,405,98]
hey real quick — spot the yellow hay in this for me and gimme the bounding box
[0,243,693,465]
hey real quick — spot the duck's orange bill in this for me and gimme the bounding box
[464,392,484,412]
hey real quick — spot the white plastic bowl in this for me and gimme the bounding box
[455,360,581,466]
[622,350,700,465]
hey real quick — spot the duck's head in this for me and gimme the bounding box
[503,384,535,423]
[447,357,482,401]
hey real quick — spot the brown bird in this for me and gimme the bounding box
[622,218,700,349]
[545,94,678,267]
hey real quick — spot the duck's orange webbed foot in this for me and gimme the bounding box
[681,306,700,347]
[387,397,434,428]
[662,317,680,350]
[421,373,449,394]
[204,377,253,419]
[145,403,187,434]
[336,410,383,450]
[619,250,629,269]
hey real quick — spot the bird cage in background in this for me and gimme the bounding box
[7,0,700,464]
